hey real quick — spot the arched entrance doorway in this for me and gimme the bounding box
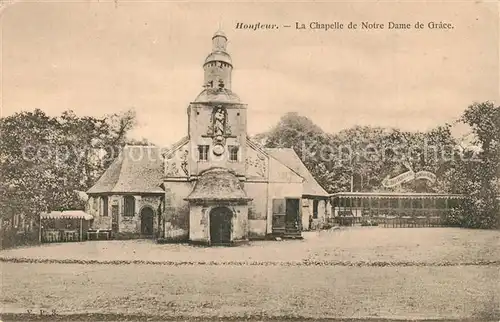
[140,207,154,237]
[209,207,232,245]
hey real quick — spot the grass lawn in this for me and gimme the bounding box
[1,263,499,321]
[1,227,499,321]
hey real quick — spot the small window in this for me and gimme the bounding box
[102,196,109,217]
[124,196,135,217]
[272,199,286,214]
[228,145,239,162]
[412,199,422,209]
[198,145,209,161]
[312,200,319,219]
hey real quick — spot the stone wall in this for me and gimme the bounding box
[245,182,268,238]
[86,195,111,230]
[188,204,210,243]
[86,194,162,237]
[230,204,249,241]
[163,181,193,241]
[189,203,248,244]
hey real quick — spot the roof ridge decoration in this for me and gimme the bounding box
[164,137,190,178]
[163,136,189,159]
[246,138,306,181]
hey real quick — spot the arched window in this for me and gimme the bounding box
[124,196,135,217]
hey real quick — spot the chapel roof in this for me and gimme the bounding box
[265,148,329,197]
[193,88,241,104]
[185,167,251,201]
[87,145,164,194]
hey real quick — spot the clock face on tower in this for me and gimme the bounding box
[213,144,224,156]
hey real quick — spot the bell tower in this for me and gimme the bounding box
[203,30,233,90]
[187,30,247,179]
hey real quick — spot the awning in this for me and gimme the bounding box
[329,192,466,199]
[41,210,93,220]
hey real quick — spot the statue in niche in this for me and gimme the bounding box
[214,107,225,136]
[204,105,234,156]
[212,106,228,148]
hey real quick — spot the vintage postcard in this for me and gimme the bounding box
[0,1,499,321]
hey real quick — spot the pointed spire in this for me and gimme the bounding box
[212,28,228,52]
[213,21,227,43]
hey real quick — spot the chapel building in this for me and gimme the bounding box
[86,30,330,244]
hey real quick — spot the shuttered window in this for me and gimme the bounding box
[313,200,319,219]
[124,196,135,217]
[102,196,109,217]
[198,145,209,161]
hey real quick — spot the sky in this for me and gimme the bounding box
[1,0,498,146]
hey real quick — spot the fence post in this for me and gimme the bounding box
[39,215,42,243]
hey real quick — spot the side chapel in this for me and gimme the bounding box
[86,30,330,244]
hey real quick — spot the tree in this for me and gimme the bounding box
[256,112,462,195]
[259,112,334,191]
[449,102,500,228]
[0,108,138,223]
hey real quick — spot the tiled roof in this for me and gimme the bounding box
[87,146,164,194]
[193,88,241,104]
[265,148,329,197]
[186,167,251,201]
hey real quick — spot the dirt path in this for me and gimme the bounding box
[1,228,499,264]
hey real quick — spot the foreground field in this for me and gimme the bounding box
[1,263,499,320]
[1,227,499,321]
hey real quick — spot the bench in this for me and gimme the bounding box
[87,230,111,241]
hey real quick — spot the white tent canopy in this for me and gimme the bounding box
[41,210,93,220]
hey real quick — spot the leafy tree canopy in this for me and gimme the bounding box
[0,108,137,220]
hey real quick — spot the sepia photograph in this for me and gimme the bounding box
[0,1,499,321]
